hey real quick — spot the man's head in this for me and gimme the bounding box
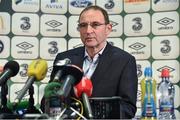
[79,5,110,24]
[78,5,112,50]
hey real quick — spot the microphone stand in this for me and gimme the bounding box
[26,84,40,114]
[0,84,12,113]
[24,85,49,119]
[0,84,17,119]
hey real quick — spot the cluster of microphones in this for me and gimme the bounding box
[0,59,94,119]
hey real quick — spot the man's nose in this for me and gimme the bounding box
[86,24,94,33]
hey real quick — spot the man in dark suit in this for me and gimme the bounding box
[45,5,138,119]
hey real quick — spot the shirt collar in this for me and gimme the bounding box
[84,42,107,60]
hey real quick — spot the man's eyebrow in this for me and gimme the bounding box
[79,21,102,23]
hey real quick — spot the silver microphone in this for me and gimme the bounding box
[55,58,71,66]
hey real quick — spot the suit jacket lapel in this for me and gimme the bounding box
[71,47,85,69]
[91,43,113,88]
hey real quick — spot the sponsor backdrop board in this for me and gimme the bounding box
[0,0,179,118]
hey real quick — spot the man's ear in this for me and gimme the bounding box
[106,24,112,35]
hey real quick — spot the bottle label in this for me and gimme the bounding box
[160,104,173,112]
[146,104,153,117]
[49,107,61,117]
[143,103,156,117]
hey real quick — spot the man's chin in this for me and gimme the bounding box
[85,44,97,48]
[85,42,96,46]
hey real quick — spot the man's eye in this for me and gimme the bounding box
[92,23,100,27]
[79,23,87,27]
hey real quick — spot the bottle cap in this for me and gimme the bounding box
[144,67,152,77]
[161,68,169,77]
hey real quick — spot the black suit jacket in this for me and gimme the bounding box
[49,42,138,119]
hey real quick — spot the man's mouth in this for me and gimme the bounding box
[85,37,93,40]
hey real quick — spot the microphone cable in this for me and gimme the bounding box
[71,97,84,120]
[54,97,85,120]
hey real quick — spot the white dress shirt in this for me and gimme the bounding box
[83,43,107,79]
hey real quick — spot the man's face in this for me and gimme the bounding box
[78,9,112,48]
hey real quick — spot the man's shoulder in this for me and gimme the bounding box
[54,47,84,63]
[57,46,84,56]
[108,44,134,59]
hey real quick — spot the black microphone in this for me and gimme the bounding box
[57,64,83,98]
[0,61,19,116]
[52,58,71,82]
[42,58,71,117]
[0,61,19,85]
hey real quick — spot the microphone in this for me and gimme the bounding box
[44,60,83,118]
[74,76,93,119]
[52,58,71,82]
[57,64,83,98]
[14,59,48,103]
[55,58,71,66]
[0,61,20,85]
[43,58,71,117]
[0,61,19,115]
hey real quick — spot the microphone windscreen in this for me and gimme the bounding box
[7,100,29,111]
[44,82,62,98]
[27,59,48,81]
[63,64,83,85]
[74,76,93,98]
[4,61,20,77]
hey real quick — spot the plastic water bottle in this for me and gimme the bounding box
[141,67,157,120]
[44,82,64,118]
[157,68,176,119]
[45,96,62,118]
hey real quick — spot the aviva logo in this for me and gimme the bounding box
[0,16,4,30]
